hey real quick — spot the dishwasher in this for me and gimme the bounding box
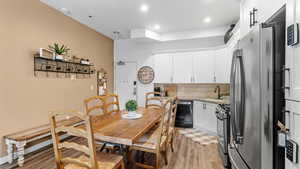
[175,100,193,128]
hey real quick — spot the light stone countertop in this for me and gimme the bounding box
[177,96,230,105]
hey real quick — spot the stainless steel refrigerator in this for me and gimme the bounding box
[229,23,280,169]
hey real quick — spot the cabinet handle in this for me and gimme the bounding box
[252,8,258,26]
[250,11,253,28]
[282,65,291,91]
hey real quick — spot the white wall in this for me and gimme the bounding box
[114,36,225,106]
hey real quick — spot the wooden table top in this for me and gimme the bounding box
[85,107,163,146]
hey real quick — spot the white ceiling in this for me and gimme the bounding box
[41,0,240,39]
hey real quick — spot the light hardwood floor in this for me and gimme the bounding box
[0,130,225,169]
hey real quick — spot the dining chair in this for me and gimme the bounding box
[49,110,124,169]
[84,96,107,116]
[168,97,178,152]
[129,98,172,169]
[84,95,120,153]
[104,94,120,114]
[145,92,163,109]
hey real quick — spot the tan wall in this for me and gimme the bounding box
[0,0,113,157]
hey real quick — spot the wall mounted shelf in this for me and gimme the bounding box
[34,55,95,77]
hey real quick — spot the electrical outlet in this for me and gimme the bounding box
[70,74,76,80]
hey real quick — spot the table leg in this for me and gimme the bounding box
[5,139,14,164]
[16,141,26,167]
[120,145,130,169]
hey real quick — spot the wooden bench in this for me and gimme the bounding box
[4,117,82,167]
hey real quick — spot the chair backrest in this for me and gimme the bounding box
[49,111,98,169]
[145,92,163,109]
[157,98,172,151]
[170,97,178,129]
[104,94,120,114]
[84,96,106,116]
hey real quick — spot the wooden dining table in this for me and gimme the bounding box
[83,107,163,146]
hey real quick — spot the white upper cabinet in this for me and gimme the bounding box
[193,51,215,83]
[154,54,173,83]
[240,0,259,38]
[258,0,286,23]
[240,0,286,38]
[215,48,231,83]
[173,53,194,83]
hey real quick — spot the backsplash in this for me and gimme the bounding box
[154,83,230,99]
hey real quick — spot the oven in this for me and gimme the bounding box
[175,100,193,128]
[215,104,231,168]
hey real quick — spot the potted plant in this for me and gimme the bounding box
[48,43,70,60]
[125,100,138,115]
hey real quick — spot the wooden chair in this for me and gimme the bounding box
[129,99,172,169]
[49,110,124,169]
[145,92,163,109]
[84,96,107,116]
[84,95,120,153]
[104,94,120,114]
[168,97,178,152]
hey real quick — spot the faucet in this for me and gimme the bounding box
[214,85,221,99]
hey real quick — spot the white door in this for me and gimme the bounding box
[154,54,173,83]
[173,53,194,83]
[193,50,215,83]
[285,101,300,169]
[215,48,232,83]
[115,61,137,109]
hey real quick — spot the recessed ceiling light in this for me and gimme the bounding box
[154,24,161,30]
[204,17,211,23]
[140,4,149,13]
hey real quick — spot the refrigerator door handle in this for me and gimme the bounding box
[235,54,246,144]
[230,52,238,142]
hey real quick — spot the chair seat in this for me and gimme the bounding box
[65,151,123,169]
[132,127,167,151]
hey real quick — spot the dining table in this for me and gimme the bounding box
[90,107,163,145]
[77,107,164,168]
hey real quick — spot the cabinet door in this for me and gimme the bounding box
[193,51,215,83]
[285,0,300,102]
[193,101,202,129]
[258,0,286,23]
[194,101,217,133]
[285,101,300,169]
[240,0,259,38]
[173,53,194,83]
[215,48,232,83]
[205,103,217,133]
[154,54,173,83]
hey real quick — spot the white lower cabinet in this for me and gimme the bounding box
[193,101,217,133]
[285,101,300,169]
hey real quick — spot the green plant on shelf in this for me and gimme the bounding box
[125,100,137,112]
[48,43,70,55]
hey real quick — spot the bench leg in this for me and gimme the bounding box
[5,139,14,164]
[16,141,26,167]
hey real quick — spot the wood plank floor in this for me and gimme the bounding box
[0,130,225,169]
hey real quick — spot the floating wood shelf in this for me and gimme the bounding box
[34,56,95,77]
